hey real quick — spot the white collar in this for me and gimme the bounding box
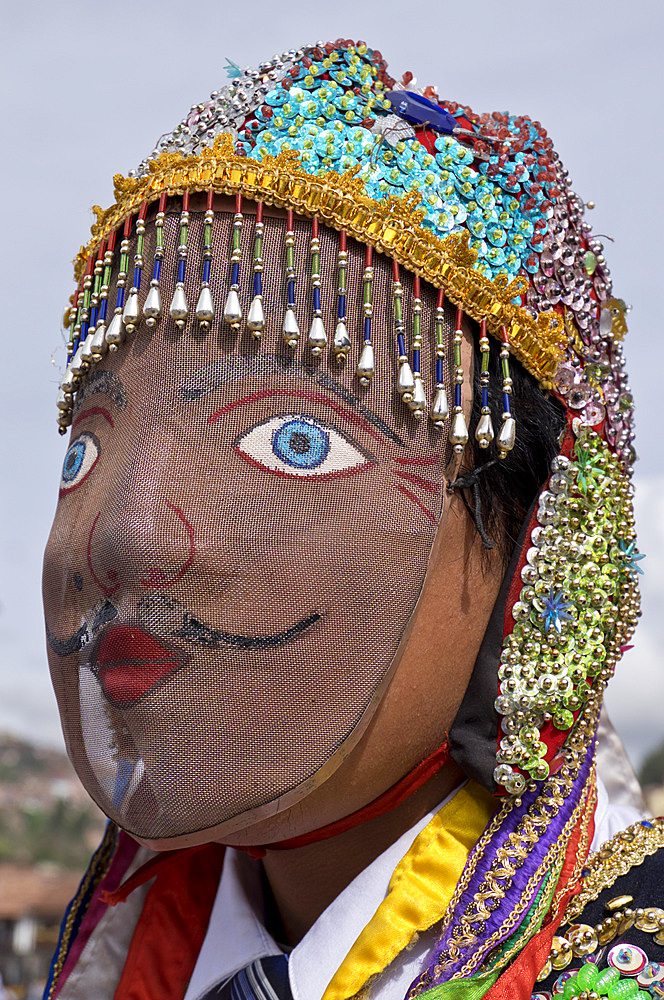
[184,785,462,1000]
[184,775,641,1000]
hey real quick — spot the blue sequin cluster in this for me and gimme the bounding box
[230,44,556,282]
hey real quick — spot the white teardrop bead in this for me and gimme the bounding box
[122,289,140,330]
[105,310,125,348]
[356,343,375,384]
[283,308,300,346]
[80,331,95,363]
[61,368,76,393]
[143,284,162,323]
[497,416,516,454]
[170,285,189,324]
[247,295,265,331]
[408,376,427,413]
[430,387,449,424]
[196,286,215,323]
[475,412,495,448]
[308,316,327,354]
[69,341,87,375]
[398,361,415,399]
[57,387,72,411]
[90,323,108,360]
[333,320,351,357]
[449,411,469,448]
[224,289,242,325]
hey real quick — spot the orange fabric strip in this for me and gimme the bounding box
[113,843,225,1000]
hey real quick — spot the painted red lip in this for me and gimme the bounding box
[94,625,185,706]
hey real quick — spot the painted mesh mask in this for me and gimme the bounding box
[43,205,465,840]
[44,38,641,845]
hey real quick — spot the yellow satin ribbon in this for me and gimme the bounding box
[322,781,497,1000]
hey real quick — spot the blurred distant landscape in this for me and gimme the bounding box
[0,733,105,998]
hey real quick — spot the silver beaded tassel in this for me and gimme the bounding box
[247,201,265,339]
[195,190,216,330]
[223,193,243,327]
[449,307,469,453]
[283,209,300,348]
[430,287,449,427]
[356,245,375,386]
[308,217,327,355]
[497,325,516,458]
[170,193,190,328]
[475,319,495,449]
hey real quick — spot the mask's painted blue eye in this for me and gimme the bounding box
[235,415,372,479]
[60,432,100,494]
[272,418,330,469]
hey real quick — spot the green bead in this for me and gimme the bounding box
[577,963,599,989]
[563,975,580,999]
[595,967,620,992]
[607,979,639,1000]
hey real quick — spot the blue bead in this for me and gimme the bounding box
[154,259,162,281]
[203,259,211,283]
[231,262,240,286]
[455,384,462,407]
[254,271,262,296]
[363,316,372,342]
[133,266,142,288]
[436,358,445,383]
[287,281,295,307]
[502,392,512,413]
[337,293,346,319]
[177,259,186,283]
[313,286,321,311]
[397,333,406,355]
[481,387,489,407]
[412,348,421,373]
[99,300,108,321]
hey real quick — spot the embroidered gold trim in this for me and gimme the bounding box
[410,697,600,995]
[563,815,664,926]
[73,134,565,388]
[45,823,117,1000]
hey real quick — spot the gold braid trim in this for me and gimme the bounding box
[562,815,664,927]
[73,134,565,388]
[45,822,117,1000]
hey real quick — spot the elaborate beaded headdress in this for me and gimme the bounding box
[54,38,640,802]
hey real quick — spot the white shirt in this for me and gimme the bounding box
[184,776,643,1000]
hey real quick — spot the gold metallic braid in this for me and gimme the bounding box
[562,815,664,927]
[73,134,565,388]
[457,772,596,980]
[410,698,600,994]
[45,822,118,1000]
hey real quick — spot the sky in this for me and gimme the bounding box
[1,0,662,768]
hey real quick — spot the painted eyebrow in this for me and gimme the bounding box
[72,370,127,414]
[179,355,404,446]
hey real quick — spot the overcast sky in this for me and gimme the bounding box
[1,0,662,767]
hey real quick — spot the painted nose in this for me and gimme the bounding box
[87,500,195,596]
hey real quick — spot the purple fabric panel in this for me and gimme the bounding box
[53,830,140,999]
[420,738,595,986]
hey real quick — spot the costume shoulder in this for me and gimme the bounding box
[535,817,664,995]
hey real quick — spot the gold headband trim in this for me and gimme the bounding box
[75,134,565,387]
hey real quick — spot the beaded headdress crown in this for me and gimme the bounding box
[56,38,640,796]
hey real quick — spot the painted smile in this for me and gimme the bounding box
[92,625,187,707]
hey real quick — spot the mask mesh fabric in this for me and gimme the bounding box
[44,206,458,839]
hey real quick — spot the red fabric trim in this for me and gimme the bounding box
[231,738,451,859]
[113,843,225,1000]
[103,842,220,907]
[483,799,595,1000]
